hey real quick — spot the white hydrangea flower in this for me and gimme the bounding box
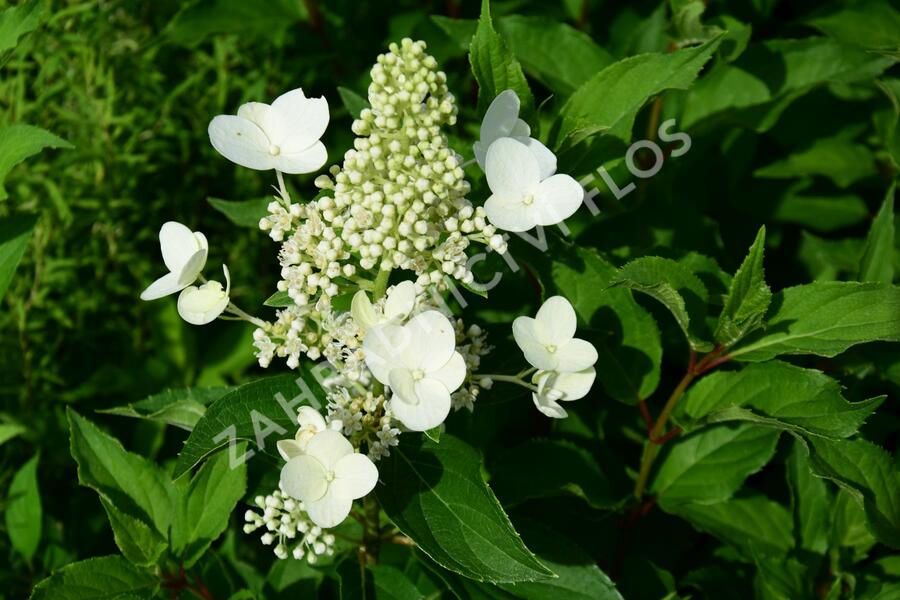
[513,296,598,372]
[350,280,416,332]
[280,429,378,528]
[208,88,329,174]
[484,138,584,232]
[473,89,556,177]
[140,221,208,301]
[363,310,465,431]
[277,406,344,460]
[531,368,596,419]
[176,264,230,325]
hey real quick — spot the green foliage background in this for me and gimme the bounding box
[0,0,898,598]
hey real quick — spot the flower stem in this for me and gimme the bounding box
[632,346,730,499]
[371,267,392,301]
[472,373,539,393]
[632,368,695,499]
[225,302,267,329]
[275,170,291,203]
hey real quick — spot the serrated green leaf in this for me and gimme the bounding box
[30,555,158,599]
[0,0,46,53]
[490,439,613,509]
[99,497,167,567]
[0,213,37,302]
[551,247,662,403]
[376,435,554,584]
[754,135,878,188]
[664,494,793,558]
[859,183,895,283]
[611,256,711,351]
[469,0,534,120]
[370,564,421,600]
[208,197,270,228]
[338,86,368,119]
[729,282,900,361]
[175,445,247,567]
[772,185,869,232]
[683,38,896,130]
[68,409,176,542]
[556,35,722,148]
[806,0,900,51]
[494,16,614,96]
[801,436,900,548]
[715,226,771,347]
[498,520,624,600]
[786,440,829,554]
[264,290,292,307]
[100,387,230,431]
[650,424,779,507]
[679,361,883,439]
[173,373,322,478]
[6,453,41,562]
[0,124,71,201]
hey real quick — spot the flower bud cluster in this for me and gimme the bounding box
[253,39,504,373]
[243,488,335,563]
[451,321,492,411]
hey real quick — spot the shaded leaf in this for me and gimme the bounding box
[376,435,554,584]
[173,373,323,478]
[730,282,900,361]
[30,556,158,599]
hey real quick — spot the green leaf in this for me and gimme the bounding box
[100,387,230,431]
[0,0,46,53]
[0,423,26,447]
[162,0,306,46]
[556,35,722,148]
[68,409,176,542]
[801,436,900,548]
[99,497,167,567]
[551,247,661,403]
[338,87,369,119]
[859,184,895,283]
[469,0,534,120]
[30,555,158,599]
[0,124,71,201]
[6,454,41,562]
[175,445,248,567]
[650,424,779,507]
[806,0,900,51]
[434,15,614,96]
[173,373,322,478]
[264,290,293,307]
[489,439,613,509]
[498,520,624,600]
[664,494,794,558]
[786,440,829,554]
[754,135,878,188]
[611,256,711,351]
[679,361,883,439]
[729,282,900,361]
[494,16,614,96]
[207,197,270,228]
[369,565,421,600]
[715,226,771,347]
[682,38,896,130]
[376,435,554,584]
[0,213,37,302]
[772,185,869,232]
